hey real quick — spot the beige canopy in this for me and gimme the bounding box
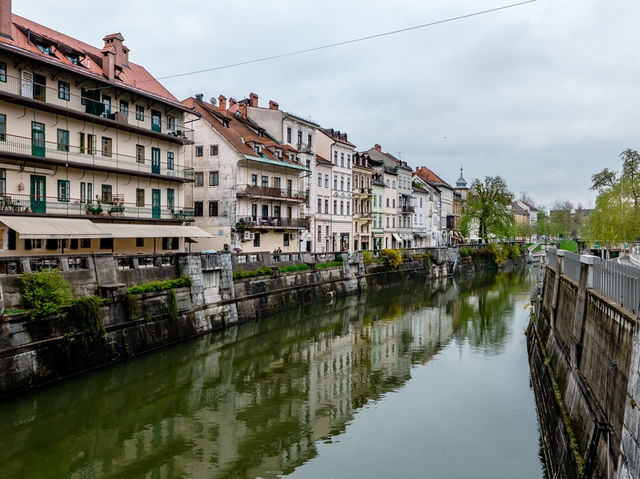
[0,216,110,239]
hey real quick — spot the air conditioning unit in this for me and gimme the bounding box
[243,231,255,241]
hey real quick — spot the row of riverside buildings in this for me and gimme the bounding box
[0,0,467,257]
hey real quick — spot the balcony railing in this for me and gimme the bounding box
[402,205,415,213]
[0,133,193,180]
[236,184,307,202]
[0,193,193,221]
[235,216,310,229]
[0,73,194,141]
[354,211,373,220]
[354,187,372,195]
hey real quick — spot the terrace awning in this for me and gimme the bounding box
[392,233,402,242]
[0,216,110,239]
[105,224,212,238]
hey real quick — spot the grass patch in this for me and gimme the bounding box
[559,239,578,253]
[126,277,192,295]
[3,309,27,315]
[279,264,310,273]
[317,261,343,269]
[233,267,273,280]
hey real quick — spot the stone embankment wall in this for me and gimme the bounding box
[529,252,640,479]
[0,245,524,398]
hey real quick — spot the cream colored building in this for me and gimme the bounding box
[352,153,373,251]
[184,96,309,253]
[0,6,202,256]
[315,155,333,252]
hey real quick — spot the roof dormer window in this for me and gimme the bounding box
[275,149,281,159]
[36,43,54,56]
[253,145,260,154]
[223,119,230,128]
[66,54,79,65]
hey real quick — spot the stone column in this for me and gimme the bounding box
[569,255,600,368]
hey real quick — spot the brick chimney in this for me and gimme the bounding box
[249,92,258,108]
[218,95,227,112]
[269,100,279,110]
[239,103,247,119]
[374,144,381,152]
[229,98,237,107]
[102,33,129,68]
[1,0,12,39]
[101,46,115,81]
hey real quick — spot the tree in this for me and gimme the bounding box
[461,176,514,240]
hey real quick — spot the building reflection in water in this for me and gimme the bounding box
[0,270,532,479]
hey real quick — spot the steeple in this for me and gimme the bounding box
[456,166,467,188]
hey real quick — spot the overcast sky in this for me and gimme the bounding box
[13,0,640,210]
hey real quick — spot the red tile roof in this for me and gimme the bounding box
[316,154,332,165]
[0,14,185,109]
[415,166,452,189]
[321,128,356,148]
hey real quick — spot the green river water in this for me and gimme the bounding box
[0,268,545,478]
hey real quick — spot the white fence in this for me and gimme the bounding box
[592,260,640,315]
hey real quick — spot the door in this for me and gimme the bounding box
[152,189,161,219]
[21,70,33,98]
[30,175,46,213]
[151,147,160,174]
[31,122,45,157]
[151,110,161,132]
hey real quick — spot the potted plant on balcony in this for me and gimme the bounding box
[86,196,103,215]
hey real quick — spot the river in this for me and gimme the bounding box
[0,268,545,479]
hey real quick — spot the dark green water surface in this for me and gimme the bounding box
[0,269,544,478]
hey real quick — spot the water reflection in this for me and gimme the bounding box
[0,269,536,479]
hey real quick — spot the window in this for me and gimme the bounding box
[80,182,86,203]
[167,115,176,131]
[341,153,344,167]
[251,174,258,186]
[286,126,292,143]
[0,168,6,194]
[194,201,204,216]
[325,174,329,188]
[136,188,145,207]
[101,184,112,203]
[318,173,322,187]
[340,177,344,191]
[136,238,144,247]
[57,180,70,202]
[120,100,129,116]
[251,203,257,219]
[167,152,174,170]
[393,217,396,227]
[253,232,261,248]
[81,238,91,248]
[209,171,219,186]
[57,129,69,151]
[195,145,203,157]
[392,181,396,189]
[261,176,268,188]
[136,144,145,163]
[88,134,96,154]
[386,198,389,207]
[325,199,329,214]
[340,201,344,215]
[347,203,350,215]
[317,198,322,213]
[333,175,337,189]
[194,172,204,187]
[307,133,312,147]
[334,200,337,214]
[36,43,52,55]
[102,137,112,157]
[386,217,389,227]
[167,188,174,211]
[273,205,281,218]
[333,151,337,164]
[317,225,322,242]
[102,95,111,115]
[273,177,281,189]
[0,62,6,82]
[297,130,302,145]
[392,199,396,208]
[58,81,70,101]
[347,178,350,191]
[0,113,5,141]
[136,105,144,121]
[283,233,290,247]
[210,144,219,156]
[208,201,218,216]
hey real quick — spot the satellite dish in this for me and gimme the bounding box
[210,97,217,105]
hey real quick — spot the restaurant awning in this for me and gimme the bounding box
[392,233,402,242]
[105,224,213,238]
[0,216,110,239]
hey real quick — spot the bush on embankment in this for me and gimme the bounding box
[126,277,192,295]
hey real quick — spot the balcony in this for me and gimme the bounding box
[354,211,373,220]
[236,184,307,202]
[0,133,193,182]
[353,187,373,197]
[235,216,310,230]
[0,73,194,144]
[402,205,415,213]
[0,193,193,221]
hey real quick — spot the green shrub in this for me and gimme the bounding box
[21,268,73,320]
[381,249,402,268]
[488,243,506,266]
[363,251,373,264]
[317,261,344,269]
[506,244,521,259]
[279,264,310,273]
[167,289,178,321]
[126,293,139,317]
[126,277,192,295]
[233,267,273,280]
[67,296,105,338]
[460,246,473,257]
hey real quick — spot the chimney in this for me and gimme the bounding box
[249,92,258,108]
[195,93,203,103]
[374,144,381,152]
[269,100,279,110]
[229,98,237,107]
[102,33,129,68]
[239,103,247,119]
[0,0,11,39]
[218,95,227,112]
[101,46,115,81]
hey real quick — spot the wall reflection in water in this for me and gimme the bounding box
[0,269,533,479]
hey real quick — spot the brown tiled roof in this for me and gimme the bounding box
[183,97,304,168]
[415,166,452,189]
[320,128,356,147]
[413,186,429,194]
[316,154,332,165]
[0,15,184,109]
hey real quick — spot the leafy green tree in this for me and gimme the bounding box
[461,176,514,240]
[21,268,73,320]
